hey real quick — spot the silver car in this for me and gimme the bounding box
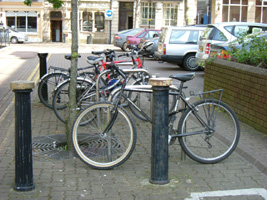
[113,28,144,51]
[196,22,267,65]
[154,26,206,71]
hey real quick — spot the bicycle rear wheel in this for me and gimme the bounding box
[178,99,240,164]
[72,102,137,169]
[38,72,68,109]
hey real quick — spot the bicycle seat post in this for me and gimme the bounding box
[149,77,172,185]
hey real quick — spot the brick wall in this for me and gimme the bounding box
[204,58,267,134]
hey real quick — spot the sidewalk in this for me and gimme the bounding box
[0,43,266,200]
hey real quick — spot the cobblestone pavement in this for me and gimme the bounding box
[0,43,266,200]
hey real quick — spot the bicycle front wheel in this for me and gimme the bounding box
[53,79,95,123]
[72,102,137,169]
[178,99,240,164]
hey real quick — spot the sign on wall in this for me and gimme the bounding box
[105,10,113,20]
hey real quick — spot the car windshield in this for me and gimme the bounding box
[7,26,17,32]
[131,29,144,36]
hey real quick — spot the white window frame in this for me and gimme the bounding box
[141,2,156,26]
[222,0,248,22]
[163,3,178,26]
[255,0,267,23]
[6,11,37,33]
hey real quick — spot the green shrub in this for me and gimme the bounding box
[227,33,267,68]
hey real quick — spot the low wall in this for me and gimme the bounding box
[204,58,267,134]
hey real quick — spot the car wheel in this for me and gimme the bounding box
[182,54,199,71]
[11,37,18,44]
[122,42,130,52]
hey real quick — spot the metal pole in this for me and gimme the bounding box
[37,53,48,101]
[10,81,35,191]
[149,78,172,185]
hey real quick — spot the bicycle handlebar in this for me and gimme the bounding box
[91,49,115,56]
[106,62,127,80]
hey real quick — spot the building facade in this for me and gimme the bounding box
[0,0,266,44]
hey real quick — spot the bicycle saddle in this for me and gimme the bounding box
[169,73,195,82]
[64,54,81,60]
[87,56,104,65]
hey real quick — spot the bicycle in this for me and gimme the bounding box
[52,48,150,123]
[38,54,96,109]
[71,63,240,170]
[38,48,143,109]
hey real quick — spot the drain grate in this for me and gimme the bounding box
[32,134,70,161]
[32,142,66,152]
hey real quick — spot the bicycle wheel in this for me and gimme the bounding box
[178,99,240,164]
[128,79,177,121]
[38,72,68,109]
[72,102,137,169]
[53,79,95,123]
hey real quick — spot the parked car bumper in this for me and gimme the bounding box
[113,40,124,48]
[155,51,183,64]
[195,51,209,64]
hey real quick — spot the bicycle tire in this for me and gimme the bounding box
[128,80,177,121]
[72,102,137,169]
[53,78,95,123]
[38,72,68,109]
[178,99,240,164]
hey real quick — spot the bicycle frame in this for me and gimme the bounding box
[95,68,151,102]
[107,82,217,139]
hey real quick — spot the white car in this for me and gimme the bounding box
[1,26,28,44]
[196,22,267,65]
[154,26,206,71]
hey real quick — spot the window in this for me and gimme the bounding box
[83,12,93,32]
[210,28,227,41]
[95,12,104,32]
[255,0,267,23]
[201,27,214,39]
[225,25,265,37]
[6,11,37,33]
[169,30,199,44]
[163,3,178,26]
[145,30,159,39]
[141,2,156,26]
[222,0,248,22]
[137,30,159,39]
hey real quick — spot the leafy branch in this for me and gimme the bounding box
[24,0,64,9]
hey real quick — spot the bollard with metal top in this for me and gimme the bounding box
[10,80,35,191]
[37,53,48,101]
[149,77,172,185]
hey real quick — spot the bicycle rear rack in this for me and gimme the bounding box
[189,89,223,103]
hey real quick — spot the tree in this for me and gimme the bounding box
[25,0,78,152]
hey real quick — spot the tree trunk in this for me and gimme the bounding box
[184,0,188,26]
[65,0,79,152]
[134,0,141,28]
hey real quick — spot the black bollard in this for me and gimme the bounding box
[37,53,48,101]
[10,81,35,191]
[149,78,172,185]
